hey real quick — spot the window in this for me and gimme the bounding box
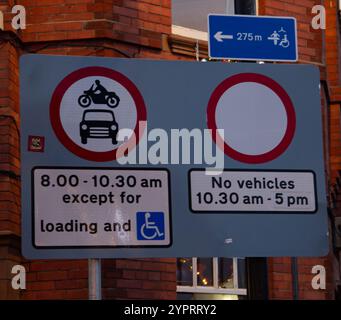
[172,0,257,40]
[177,257,247,300]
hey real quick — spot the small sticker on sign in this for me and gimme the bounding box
[28,136,45,152]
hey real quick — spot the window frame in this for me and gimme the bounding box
[171,0,259,41]
[177,257,247,296]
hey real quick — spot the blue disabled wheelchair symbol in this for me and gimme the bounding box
[136,212,165,241]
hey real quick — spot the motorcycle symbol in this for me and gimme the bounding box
[78,80,120,108]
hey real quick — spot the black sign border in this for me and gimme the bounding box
[31,166,173,250]
[188,169,318,214]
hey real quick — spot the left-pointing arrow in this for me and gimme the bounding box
[214,31,234,42]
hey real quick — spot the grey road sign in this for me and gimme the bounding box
[20,54,328,259]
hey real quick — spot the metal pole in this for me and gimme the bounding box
[88,258,102,300]
[226,0,235,14]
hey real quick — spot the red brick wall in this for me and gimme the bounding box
[261,0,340,300]
[267,257,334,300]
[21,258,176,300]
[0,0,178,300]
[0,0,21,300]
[0,0,340,300]
[19,0,170,49]
[326,1,341,181]
[21,260,88,300]
[326,1,341,88]
[259,0,324,64]
[0,42,20,237]
[325,0,341,300]
[102,259,176,300]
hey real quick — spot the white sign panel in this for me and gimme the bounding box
[33,168,171,248]
[189,170,317,213]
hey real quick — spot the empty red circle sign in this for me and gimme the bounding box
[207,73,296,164]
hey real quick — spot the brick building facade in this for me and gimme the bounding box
[0,0,340,300]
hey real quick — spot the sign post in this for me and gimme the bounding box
[88,259,102,300]
[208,15,298,61]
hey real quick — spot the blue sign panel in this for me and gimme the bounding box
[136,212,165,241]
[208,15,298,61]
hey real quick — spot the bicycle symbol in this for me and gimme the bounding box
[136,212,165,241]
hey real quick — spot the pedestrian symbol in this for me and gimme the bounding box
[136,212,165,241]
[267,27,290,48]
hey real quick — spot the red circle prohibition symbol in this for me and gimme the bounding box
[50,67,147,162]
[207,73,296,164]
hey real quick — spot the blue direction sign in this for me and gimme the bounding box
[208,15,298,62]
